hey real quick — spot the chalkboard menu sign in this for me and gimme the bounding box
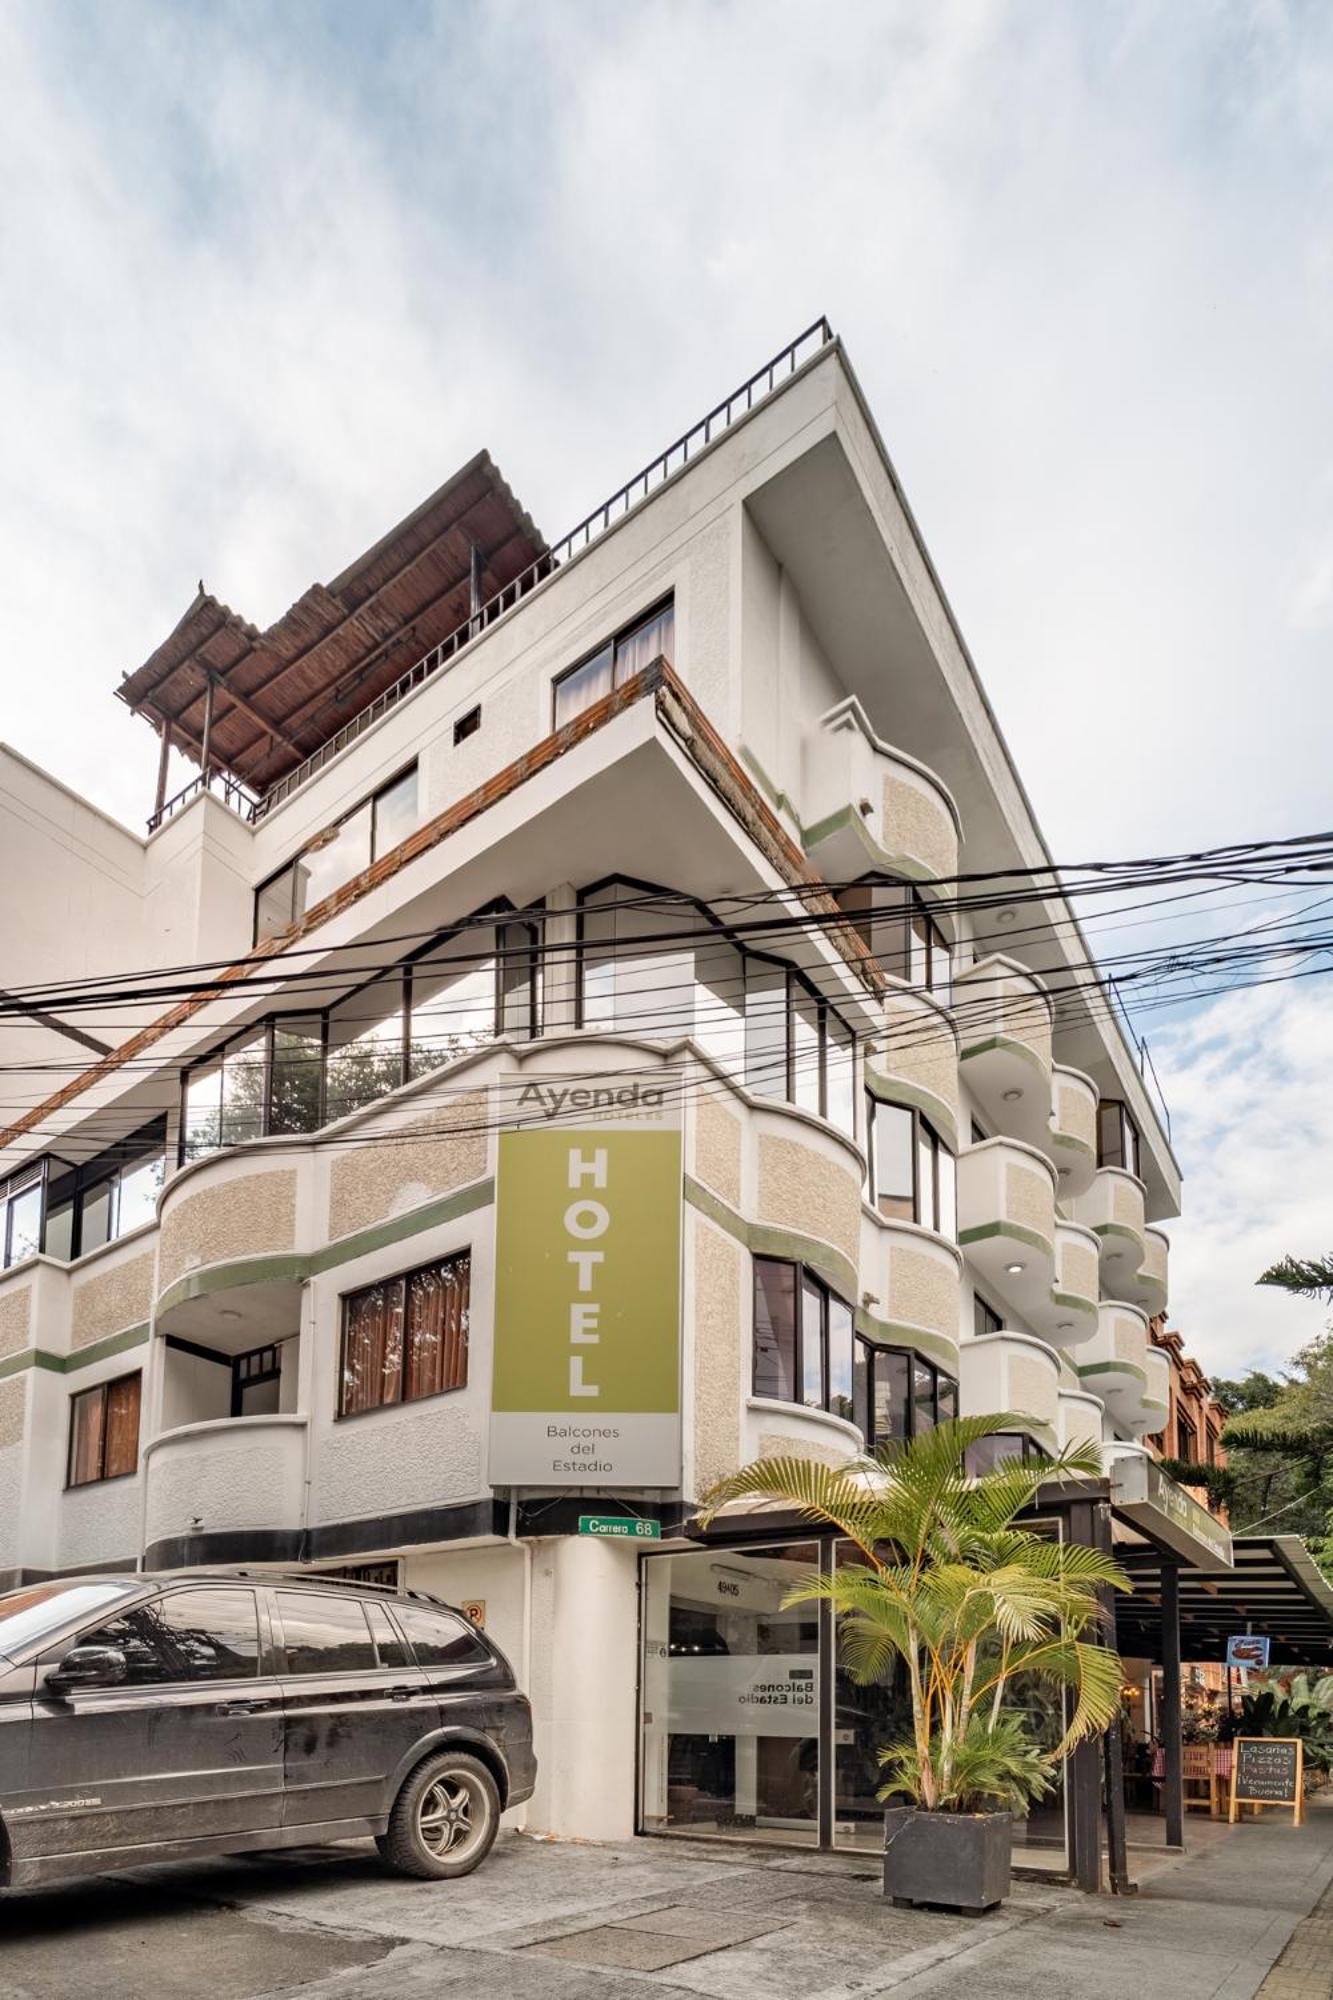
[1229,1737,1304,1824]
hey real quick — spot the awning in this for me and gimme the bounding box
[118,451,544,798]
[1115,1536,1333,1668]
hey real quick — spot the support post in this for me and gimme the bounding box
[200,674,215,781]
[1161,1561,1184,1848]
[153,720,172,822]
[1067,1496,1106,1891]
[469,542,483,623]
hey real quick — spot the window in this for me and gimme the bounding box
[394,1601,491,1667]
[964,1432,1049,1477]
[81,1587,260,1684]
[752,1258,854,1421]
[326,976,407,1121]
[67,1373,141,1487]
[2,1168,43,1268]
[5,1122,167,1268]
[856,1342,958,1451]
[338,1252,470,1417]
[277,1592,377,1674]
[867,1098,955,1237]
[838,876,952,1004]
[973,1294,1004,1338]
[1097,1099,1141,1180]
[365,1601,410,1669]
[232,1344,281,1418]
[453,705,481,745]
[1176,1409,1198,1465]
[553,601,674,727]
[254,764,421,942]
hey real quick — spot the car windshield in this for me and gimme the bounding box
[0,1581,136,1660]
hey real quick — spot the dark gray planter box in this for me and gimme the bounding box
[882,1806,1012,1912]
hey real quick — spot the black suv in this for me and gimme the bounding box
[0,1570,536,1890]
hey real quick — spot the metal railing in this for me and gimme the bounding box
[148,768,260,834]
[247,316,836,821]
[1108,974,1172,1140]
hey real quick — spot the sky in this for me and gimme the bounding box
[1,0,1331,1379]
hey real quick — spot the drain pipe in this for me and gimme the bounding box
[507,1491,533,1829]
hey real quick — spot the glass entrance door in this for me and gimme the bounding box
[641,1543,820,1844]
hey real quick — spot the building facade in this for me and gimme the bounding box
[0,323,1208,1870]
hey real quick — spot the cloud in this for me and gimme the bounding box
[1153,975,1333,1380]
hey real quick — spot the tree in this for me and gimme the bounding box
[699,1414,1128,1814]
[1258,1255,1333,1305]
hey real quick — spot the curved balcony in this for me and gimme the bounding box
[861,1214,963,1371]
[959,1332,1060,1447]
[143,1414,309,1565]
[866,987,960,1153]
[1029,1221,1101,1348]
[957,1137,1056,1324]
[1122,1341,1172,1439]
[804,699,961,888]
[743,1398,864,1471]
[157,1149,306,1340]
[1058,1388,1106,1455]
[1127,1227,1169,1318]
[1071,1166,1146,1285]
[1078,1303,1151,1420]
[1044,1065,1098,1199]
[954,957,1053,1151]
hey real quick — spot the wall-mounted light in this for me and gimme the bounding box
[1001,1088,1023,1103]
[1005,1262,1025,1276]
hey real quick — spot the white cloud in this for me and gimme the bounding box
[1153,977,1333,1380]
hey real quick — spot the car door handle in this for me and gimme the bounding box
[387,1685,416,1703]
[217,1699,265,1716]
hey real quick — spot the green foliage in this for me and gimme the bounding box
[878,1712,1053,1814]
[1258,1255,1333,1305]
[1216,1318,1333,1568]
[699,1414,1129,1815]
[1157,1457,1236,1510]
[1239,1683,1333,1773]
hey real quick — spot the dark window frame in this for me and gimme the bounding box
[866,1094,954,1235]
[751,1255,855,1421]
[551,598,675,729]
[336,1248,471,1421]
[1096,1098,1142,1179]
[856,1340,958,1452]
[964,1431,1050,1476]
[231,1343,282,1418]
[575,874,858,1133]
[453,704,481,745]
[838,874,953,1003]
[973,1293,1004,1338]
[66,1370,142,1489]
[253,760,421,945]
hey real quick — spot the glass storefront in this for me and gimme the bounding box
[640,1534,1070,1870]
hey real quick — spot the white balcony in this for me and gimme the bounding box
[1044,1064,1099,1199]
[959,1332,1060,1447]
[954,957,1054,1151]
[1071,1166,1147,1286]
[1058,1388,1106,1455]
[1122,1341,1172,1439]
[1029,1221,1101,1348]
[957,1137,1056,1324]
[1079,1302,1151,1420]
[143,1414,309,1558]
[866,987,961,1153]
[803,698,960,888]
[1127,1227,1169,1318]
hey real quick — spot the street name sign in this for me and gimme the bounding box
[578,1516,662,1540]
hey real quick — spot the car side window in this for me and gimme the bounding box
[78,1588,261,1685]
[392,1602,490,1668]
[276,1592,377,1674]
[364,1600,410,1669]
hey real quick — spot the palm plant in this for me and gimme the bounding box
[699,1413,1130,1814]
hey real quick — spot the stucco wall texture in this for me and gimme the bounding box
[145,1425,305,1544]
[312,1397,483,1524]
[1059,1239,1100,1304]
[874,994,960,1124]
[159,1169,298,1290]
[1056,1081,1097,1152]
[756,1133,860,1265]
[327,1091,488,1239]
[888,1244,959,1342]
[0,1378,25,1448]
[1005,1162,1054,1243]
[693,1095,742,1209]
[71,1250,154,1348]
[0,1286,30,1360]
[1007,1352,1058,1430]
[1113,1176,1145,1231]
[882,771,956,883]
[758,1429,848,1468]
[691,1221,742,1495]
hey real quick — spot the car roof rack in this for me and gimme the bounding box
[151,1564,444,1607]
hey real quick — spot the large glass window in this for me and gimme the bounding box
[753,1258,854,1421]
[554,601,674,728]
[3,1170,43,1268]
[326,978,407,1122]
[394,1602,490,1667]
[839,876,952,1004]
[867,1097,955,1237]
[82,1588,260,1684]
[33,1123,166,1265]
[276,1592,377,1674]
[67,1372,141,1487]
[1097,1099,1141,1179]
[855,1342,957,1452]
[640,1542,820,1845]
[338,1251,470,1418]
[254,765,421,943]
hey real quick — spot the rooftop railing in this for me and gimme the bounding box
[149,768,260,833]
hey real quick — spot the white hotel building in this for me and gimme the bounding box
[0,322,1234,1882]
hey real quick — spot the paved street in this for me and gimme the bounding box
[2,1800,1331,2000]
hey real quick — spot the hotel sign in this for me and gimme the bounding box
[489,1075,682,1487]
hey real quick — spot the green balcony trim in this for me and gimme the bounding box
[684,1177,858,1302]
[1077,1360,1148,1390]
[738,749,800,826]
[800,805,940,895]
[1091,1222,1144,1250]
[852,1312,959,1371]
[958,1034,1050,1080]
[1050,1131,1095,1160]
[154,1181,497,1321]
[0,1323,150,1383]
[957,1220,1053,1260]
[1050,1289,1098,1319]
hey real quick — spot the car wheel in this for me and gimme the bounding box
[378,1751,501,1880]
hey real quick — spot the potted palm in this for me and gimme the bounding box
[700,1413,1129,1912]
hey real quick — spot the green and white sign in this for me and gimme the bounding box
[578,1515,662,1540]
[490,1075,682,1487]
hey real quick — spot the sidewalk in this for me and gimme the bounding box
[0,1798,1330,1999]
